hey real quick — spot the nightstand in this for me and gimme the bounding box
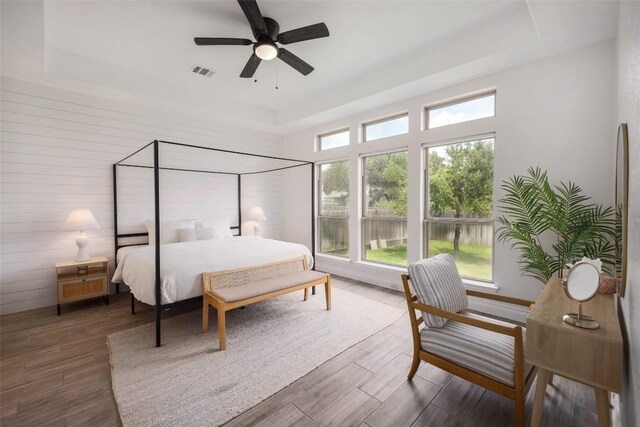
[55,256,110,315]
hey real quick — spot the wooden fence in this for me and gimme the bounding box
[318,216,493,254]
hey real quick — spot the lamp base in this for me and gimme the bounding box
[562,313,599,330]
[75,231,90,262]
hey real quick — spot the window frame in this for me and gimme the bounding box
[361,149,409,267]
[317,128,350,152]
[317,159,350,258]
[423,134,496,282]
[362,112,409,142]
[425,91,496,130]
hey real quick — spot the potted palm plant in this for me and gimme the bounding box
[496,167,616,284]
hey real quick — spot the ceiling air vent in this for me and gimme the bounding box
[192,65,215,77]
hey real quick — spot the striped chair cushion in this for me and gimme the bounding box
[407,254,468,328]
[420,314,531,386]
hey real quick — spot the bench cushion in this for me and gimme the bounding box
[210,270,327,302]
[420,313,531,386]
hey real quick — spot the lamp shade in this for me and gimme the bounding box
[62,209,100,231]
[246,206,267,221]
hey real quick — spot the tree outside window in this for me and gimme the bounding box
[318,161,349,257]
[426,137,494,281]
[363,151,408,266]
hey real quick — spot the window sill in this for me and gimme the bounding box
[315,253,350,263]
[355,260,407,272]
[317,256,498,292]
[462,278,499,293]
[318,257,408,272]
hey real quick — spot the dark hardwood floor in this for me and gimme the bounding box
[0,277,597,426]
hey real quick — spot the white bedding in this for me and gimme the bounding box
[111,236,313,305]
[116,245,140,265]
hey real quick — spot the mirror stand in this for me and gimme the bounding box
[563,302,599,329]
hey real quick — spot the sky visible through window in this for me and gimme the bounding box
[364,115,409,141]
[428,94,495,129]
[319,130,350,150]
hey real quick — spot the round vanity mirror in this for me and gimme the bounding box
[563,262,600,329]
[565,262,600,301]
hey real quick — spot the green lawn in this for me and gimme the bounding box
[322,248,349,257]
[365,240,492,281]
[427,240,492,281]
[365,245,408,266]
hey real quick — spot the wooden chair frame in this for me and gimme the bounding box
[203,257,331,350]
[401,274,537,427]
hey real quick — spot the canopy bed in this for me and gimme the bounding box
[112,140,315,347]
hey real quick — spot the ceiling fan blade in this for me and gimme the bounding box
[278,48,314,76]
[194,37,253,46]
[277,23,329,45]
[237,0,267,36]
[240,53,262,78]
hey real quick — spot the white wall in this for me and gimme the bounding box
[616,2,640,426]
[0,77,284,314]
[283,40,616,307]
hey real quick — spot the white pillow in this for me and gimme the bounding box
[178,227,214,242]
[145,219,196,245]
[195,217,233,239]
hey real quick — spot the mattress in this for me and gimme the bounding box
[111,236,313,306]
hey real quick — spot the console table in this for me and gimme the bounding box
[527,278,622,427]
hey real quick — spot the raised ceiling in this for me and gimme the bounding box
[1,1,619,132]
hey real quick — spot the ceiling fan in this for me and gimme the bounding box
[194,0,329,78]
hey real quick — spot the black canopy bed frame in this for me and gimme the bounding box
[113,140,315,347]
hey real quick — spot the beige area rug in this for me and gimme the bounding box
[108,287,404,426]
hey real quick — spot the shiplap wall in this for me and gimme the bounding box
[0,77,286,314]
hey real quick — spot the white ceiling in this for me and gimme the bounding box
[1,1,619,133]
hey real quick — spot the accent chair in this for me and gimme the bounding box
[401,254,538,427]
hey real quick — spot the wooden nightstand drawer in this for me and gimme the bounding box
[55,256,110,315]
[59,276,107,302]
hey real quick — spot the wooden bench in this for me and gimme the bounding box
[202,257,331,350]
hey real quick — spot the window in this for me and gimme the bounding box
[363,113,409,142]
[362,151,408,266]
[318,161,349,257]
[318,129,350,151]
[427,93,495,129]
[424,136,494,281]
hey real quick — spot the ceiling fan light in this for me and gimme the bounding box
[254,41,278,60]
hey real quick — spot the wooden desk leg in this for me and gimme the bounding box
[531,368,549,427]
[594,388,611,427]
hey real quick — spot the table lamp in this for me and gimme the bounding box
[63,209,100,261]
[246,206,267,235]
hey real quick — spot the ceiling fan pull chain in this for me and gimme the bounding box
[275,65,279,90]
